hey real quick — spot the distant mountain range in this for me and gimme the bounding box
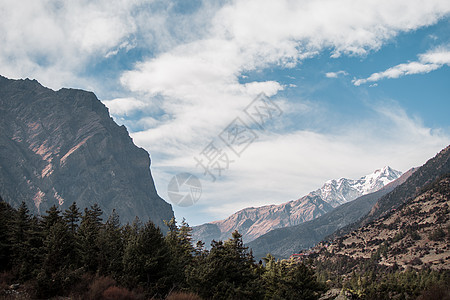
[248,168,415,259]
[249,145,450,260]
[192,166,402,245]
[0,76,173,228]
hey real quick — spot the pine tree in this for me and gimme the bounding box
[63,202,81,234]
[122,220,170,296]
[98,209,124,278]
[37,220,74,298]
[41,220,71,274]
[62,202,82,268]
[186,231,263,299]
[262,255,325,300]
[41,205,63,232]
[165,218,195,289]
[10,202,43,280]
[0,198,14,271]
[78,204,103,272]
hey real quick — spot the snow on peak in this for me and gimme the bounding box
[311,166,402,208]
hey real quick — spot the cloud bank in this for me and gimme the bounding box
[0,0,449,224]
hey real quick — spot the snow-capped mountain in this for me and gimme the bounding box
[192,166,402,245]
[315,166,403,208]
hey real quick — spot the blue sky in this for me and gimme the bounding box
[1,0,449,226]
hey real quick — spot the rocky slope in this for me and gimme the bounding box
[333,145,450,239]
[321,174,450,270]
[248,169,415,259]
[0,76,173,229]
[193,167,402,245]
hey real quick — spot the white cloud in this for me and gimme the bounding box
[0,0,146,89]
[102,97,150,116]
[420,46,450,64]
[0,0,221,92]
[326,70,349,78]
[353,46,450,85]
[120,0,450,162]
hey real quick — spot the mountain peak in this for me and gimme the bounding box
[314,167,402,207]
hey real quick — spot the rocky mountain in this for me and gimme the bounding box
[319,173,450,270]
[0,76,173,229]
[333,145,450,239]
[249,145,450,260]
[193,166,402,245]
[248,168,415,259]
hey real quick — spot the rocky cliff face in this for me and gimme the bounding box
[0,76,173,229]
[193,167,402,245]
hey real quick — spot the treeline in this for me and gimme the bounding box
[0,199,325,299]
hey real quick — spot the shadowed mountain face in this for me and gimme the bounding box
[193,167,402,246]
[0,76,173,229]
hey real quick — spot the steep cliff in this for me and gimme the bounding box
[0,76,173,229]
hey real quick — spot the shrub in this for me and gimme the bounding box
[409,257,423,266]
[417,283,450,300]
[69,273,95,299]
[166,291,202,300]
[410,230,421,241]
[88,276,116,300]
[102,286,137,300]
[429,227,445,241]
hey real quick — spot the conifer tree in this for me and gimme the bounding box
[10,202,43,280]
[78,204,103,272]
[98,209,124,278]
[165,218,195,289]
[0,198,14,271]
[123,220,170,296]
[41,205,63,232]
[262,254,325,300]
[63,202,81,234]
[187,231,263,299]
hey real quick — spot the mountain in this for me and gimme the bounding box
[249,145,450,260]
[0,76,173,229]
[310,166,402,207]
[317,173,450,270]
[332,145,450,239]
[192,166,402,245]
[248,168,415,259]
